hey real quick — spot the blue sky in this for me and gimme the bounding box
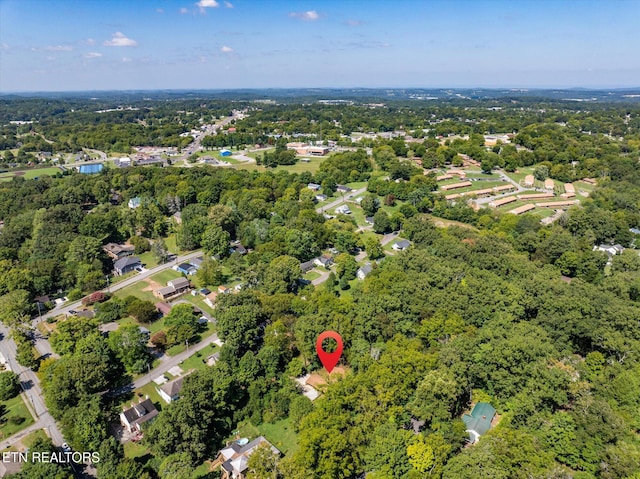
[1,0,639,92]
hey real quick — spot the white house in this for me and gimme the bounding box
[335,205,351,215]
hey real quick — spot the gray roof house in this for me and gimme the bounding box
[300,260,315,273]
[156,376,185,404]
[219,437,281,479]
[114,256,141,275]
[392,239,411,251]
[356,263,373,280]
[119,398,158,433]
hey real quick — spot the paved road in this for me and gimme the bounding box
[0,325,64,448]
[315,187,368,214]
[107,332,222,397]
[40,250,204,322]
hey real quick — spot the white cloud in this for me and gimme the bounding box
[224,1,233,7]
[84,52,103,58]
[85,38,96,46]
[122,57,132,63]
[221,45,233,53]
[196,0,219,12]
[345,19,363,26]
[180,7,189,14]
[289,10,320,21]
[156,8,164,13]
[103,32,138,47]
[44,44,74,51]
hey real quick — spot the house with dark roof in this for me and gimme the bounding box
[300,260,315,273]
[392,239,411,251]
[463,402,496,444]
[156,376,185,404]
[119,398,159,433]
[218,437,281,479]
[177,263,197,275]
[336,184,352,193]
[314,255,333,268]
[114,256,141,276]
[103,242,135,260]
[190,257,204,269]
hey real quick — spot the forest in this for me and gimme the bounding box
[0,93,639,478]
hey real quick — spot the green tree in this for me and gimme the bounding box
[373,210,391,234]
[361,194,380,217]
[334,253,358,281]
[0,289,32,327]
[196,257,224,286]
[202,224,230,258]
[108,323,151,373]
[0,371,20,400]
[164,304,198,346]
[151,238,170,263]
[158,452,194,479]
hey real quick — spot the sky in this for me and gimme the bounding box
[1,0,639,92]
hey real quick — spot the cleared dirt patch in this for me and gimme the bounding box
[141,278,163,292]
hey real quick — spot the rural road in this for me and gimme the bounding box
[39,250,204,322]
[0,324,64,448]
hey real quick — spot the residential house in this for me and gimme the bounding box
[392,239,411,251]
[336,184,352,193]
[544,178,555,191]
[190,257,204,269]
[156,376,185,404]
[300,260,315,273]
[114,256,142,276]
[204,291,219,308]
[218,286,230,295]
[177,263,197,275]
[218,437,281,479]
[365,216,374,225]
[230,243,247,255]
[128,197,142,209]
[120,398,159,433]
[103,242,135,260]
[314,255,333,268]
[307,183,321,191]
[462,402,496,444]
[335,205,351,215]
[594,244,625,256]
[154,277,191,300]
[315,194,328,202]
[356,263,373,280]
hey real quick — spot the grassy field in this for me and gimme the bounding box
[437,179,512,195]
[0,166,62,182]
[231,418,299,455]
[234,154,326,174]
[0,395,35,441]
[303,271,321,281]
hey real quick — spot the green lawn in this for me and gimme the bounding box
[231,418,299,455]
[151,269,185,285]
[0,395,35,440]
[304,271,321,281]
[138,251,160,268]
[113,280,157,304]
[234,155,326,174]
[0,166,63,182]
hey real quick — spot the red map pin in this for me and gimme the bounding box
[316,331,343,373]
